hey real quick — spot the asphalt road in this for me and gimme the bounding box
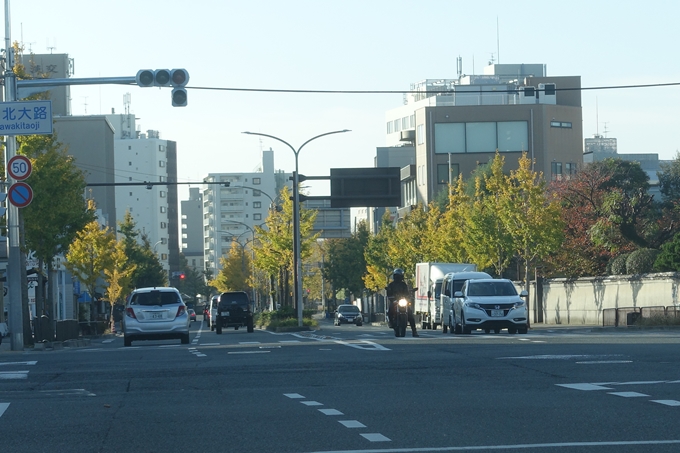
[2,318,680,453]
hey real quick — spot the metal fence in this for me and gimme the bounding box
[602,306,679,327]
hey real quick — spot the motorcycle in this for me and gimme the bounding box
[391,297,409,337]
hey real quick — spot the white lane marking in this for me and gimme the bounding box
[284,393,305,399]
[306,439,680,451]
[499,355,593,360]
[339,420,365,428]
[610,381,667,386]
[0,361,37,366]
[227,350,270,355]
[196,354,207,357]
[360,433,391,442]
[259,346,281,349]
[159,344,182,348]
[319,348,333,351]
[576,361,632,364]
[0,402,9,417]
[608,392,649,398]
[102,339,114,344]
[333,340,390,351]
[651,400,680,406]
[239,341,261,344]
[200,343,220,346]
[40,389,96,397]
[557,383,613,391]
[0,372,28,380]
[301,401,323,406]
[280,340,301,343]
[319,409,343,415]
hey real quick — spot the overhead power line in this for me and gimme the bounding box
[189,81,680,95]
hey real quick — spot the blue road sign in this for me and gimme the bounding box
[8,182,33,208]
[0,100,53,135]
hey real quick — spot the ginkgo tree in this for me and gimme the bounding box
[64,219,117,322]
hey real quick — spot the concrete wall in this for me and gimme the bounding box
[531,273,680,326]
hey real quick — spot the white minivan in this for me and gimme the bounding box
[439,271,492,333]
[209,295,219,331]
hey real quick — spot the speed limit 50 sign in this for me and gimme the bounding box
[7,155,32,181]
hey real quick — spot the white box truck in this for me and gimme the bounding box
[414,262,477,329]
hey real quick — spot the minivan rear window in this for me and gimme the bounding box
[219,292,249,308]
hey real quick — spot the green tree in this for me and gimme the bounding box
[323,221,370,298]
[64,220,117,321]
[654,233,680,272]
[103,240,136,328]
[19,134,95,316]
[500,153,564,299]
[253,186,318,307]
[363,211,396,293]
[118,211,167,288]
[464,155,514,276]
[210,240,251,292]
[658,152,680,203]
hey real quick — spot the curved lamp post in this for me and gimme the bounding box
[242,129,350,326]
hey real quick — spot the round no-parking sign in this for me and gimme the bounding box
[8,182,33,208]
[7,155,32,181]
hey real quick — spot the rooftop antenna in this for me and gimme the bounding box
[497,16,500,64]
[602,122,609,138]
[456,56,462,79]
[595,97,599,136]
[82,96,88,114]
[488,53,495,66]
[46,38,56,54]
[124,92,131,115]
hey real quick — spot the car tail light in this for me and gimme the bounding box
[125,308,137,319]
[176,306,186,318]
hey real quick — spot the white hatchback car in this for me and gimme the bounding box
[122,287,190,347]
[453,279,528,334]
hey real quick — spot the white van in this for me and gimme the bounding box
[209,295,219,331]
[439,271,492,333]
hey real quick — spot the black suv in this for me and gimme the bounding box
[215,291,254,334]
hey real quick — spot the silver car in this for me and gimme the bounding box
[122,287,190,347]
[452,279,528,334]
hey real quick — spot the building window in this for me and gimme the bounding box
[434,123,466,153]
[417,124,425,145]
[253,189,261,197]
[128,161,132,166]
[387,121,393,134]
[160,206,167,213]
[254,214,262,221]
[253,201,262,209]
[437,163,460,184]
[129,192,133,196]
[160,191,166,198]
[551,121,572,128]
[252,177,261,185]
[160,222,167,228]
[159,145,165,152]
[466,122,497,153]
[161,253,168,260]
[497,121,528,152]
[551,162,563,181]
[159,160,165,167]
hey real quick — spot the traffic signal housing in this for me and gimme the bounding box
[136,68,189,106]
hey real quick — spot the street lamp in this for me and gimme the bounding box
[230,184,279,211]
[242,129,350,326]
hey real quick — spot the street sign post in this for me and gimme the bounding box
[0,100,53,135]
[7,182,33,208]
[7,155,32,181]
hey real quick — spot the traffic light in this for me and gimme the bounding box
[136,68,189,107]
[179,273,186,280]
[170,68,189,107]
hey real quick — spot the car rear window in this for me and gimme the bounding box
[219,292,250,309]
[339,305,360,313]
[131,290,181,306]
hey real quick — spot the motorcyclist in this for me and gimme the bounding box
[386,268,419,337]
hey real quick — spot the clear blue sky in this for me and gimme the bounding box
[5,0,680,201]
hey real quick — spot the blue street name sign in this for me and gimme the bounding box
[0,100,53,135]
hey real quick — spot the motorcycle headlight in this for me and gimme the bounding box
[513,300,525,309]
[398,299,408,307]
